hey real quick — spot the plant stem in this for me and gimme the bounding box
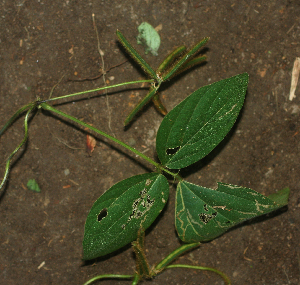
[165,264,231,285]
[0,102,35,136]
[0,104,37,192]
[131,273,140,285]
[82,274,134,285]
[154,242,200,273]
[124,85,158,126]
[42,80,154,103]
[132,229,151,279]
[40,103,179,179]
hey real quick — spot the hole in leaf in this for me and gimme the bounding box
[199,212,217,224]
[166,146,180,155]
[97,208,108,222]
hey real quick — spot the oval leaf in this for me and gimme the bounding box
[83,173,169,260]
[156,73,249,169]
[176,181,288,243]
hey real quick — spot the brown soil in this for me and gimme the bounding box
[1,1,300,284]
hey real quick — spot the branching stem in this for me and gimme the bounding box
[42,79,154,103]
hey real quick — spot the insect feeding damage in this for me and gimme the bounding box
[199,204,217,224]
[166,146,180,155]
[122,179,155,230]
[128,189,155,221]
[97,208,108,222]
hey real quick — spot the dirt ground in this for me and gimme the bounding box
[0,1,300,284]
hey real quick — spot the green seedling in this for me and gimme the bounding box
[116,30,208,125]
[0,30,289,285]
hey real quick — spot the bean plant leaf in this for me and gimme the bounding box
[267,187,290,205]
[175,181,289,243]
[83,173,169,260]
[156,73,249,169]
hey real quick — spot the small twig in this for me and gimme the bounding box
[53,135,83,150]
[49,74,65,99]
[47,125,83,150]
[92,13,114,136]
[297,250,300,278]
[289,57,300,101]
[287,23,295,34]
[243,246,253,262]
[69,179,79,186]
[67,61,127,82]
[282,265,291,284]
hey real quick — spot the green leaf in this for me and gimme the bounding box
[27,179,41,192]
[156,45,186,75]
[124,86,157,126]
[156,73,249,169]
[161,37,209,82]
[116,30,158,80]
[137,22,160,56]
[175,181,289,243]
[83,173,169,260]
[267,187,290,205]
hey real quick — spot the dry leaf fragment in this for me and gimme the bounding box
[155,23,163,32]
[68,45,74,55]
[257,66,267,78]
[37,261,45,270]
[289,57,300,101]
[86,134,96,154]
